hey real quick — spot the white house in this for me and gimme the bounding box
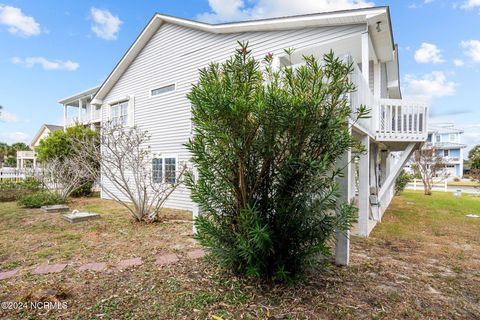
[426,123,466,178]
[16,124,63,169]
[59,6,429,265]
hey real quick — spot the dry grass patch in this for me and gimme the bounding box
[0,191,479,319]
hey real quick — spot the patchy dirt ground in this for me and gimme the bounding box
[0,191,479,319]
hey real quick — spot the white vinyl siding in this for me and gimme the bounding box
[100,22,366,211]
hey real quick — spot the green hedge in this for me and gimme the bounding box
[17,191,64,208]
[0,177,43,202]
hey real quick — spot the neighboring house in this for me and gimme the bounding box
[16,124,63,169]
[59,6,429,264]
[426,123,466,178]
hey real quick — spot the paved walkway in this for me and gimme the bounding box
[0,248,206,281]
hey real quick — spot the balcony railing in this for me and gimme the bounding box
[66,107,102,127]
[348,57,429,142]
[16,151,36,159]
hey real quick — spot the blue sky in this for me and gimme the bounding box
[0,0,479,155]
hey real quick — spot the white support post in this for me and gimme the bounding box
[335,147,352,266]
[192,165,199,234]
[33,158,36,169]
[358,135,370,236]
[373,62,381,98]
[361,32,370,84]
[78,99,83,123]
[16,158,20,169]
[63,104,67,131]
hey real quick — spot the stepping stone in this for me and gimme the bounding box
[77,262,107,272]
[186,249,206,260]
[155,253,179,266]
[63,212,101,223]
[31,263,67,275]
[117,258,143,269]
[41,204,69,213]
[0,268,20,280]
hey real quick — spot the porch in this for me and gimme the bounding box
[58,86,101,129]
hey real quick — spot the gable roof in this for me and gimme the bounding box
[92,6,396,104]
[31,124,63,147]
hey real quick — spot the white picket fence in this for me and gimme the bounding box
[408,178,448,192]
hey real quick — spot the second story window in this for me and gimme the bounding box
[151,84,175,97]
[449,134,457,142]
[435,135,441,143]
[111,101,128,126]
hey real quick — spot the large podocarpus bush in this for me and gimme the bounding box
[186,43,366,282]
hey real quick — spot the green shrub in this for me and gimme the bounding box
[70,180,94,197]
[395,170,412,195]
[17,192,64,208]
[186,44,362,282]
[0,178,42,202]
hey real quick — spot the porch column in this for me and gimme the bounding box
[373,62,381,98]
[335,147,352,266]
[192,165,199,234]
[78,99,83,123]
[361,32,370,84]
[33,157,37,169]
[380,150,389,186]
[358,135,370,236]
[16,158,20,169]
[20,158,24,170]
[63,104,68,131]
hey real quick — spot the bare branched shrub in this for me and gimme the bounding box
[34,156,91,201]
[74,123,186,222]
[413,144,449,195]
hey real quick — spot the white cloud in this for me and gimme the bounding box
[197,0,375,23]
[0,131,29,143]
[12,57,79,71]
[0,111,18,123]
[90,8,122,40]
[453,59,464,66]
[461,0,480,9]
[0,5,41,37]
[460,40,480,62]
[403,71,457,102]
[414,43,444,64]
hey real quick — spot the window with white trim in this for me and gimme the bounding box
[435,134,441,143]
[152,158,163,183]
[152,156,177,184]
[151,84,175,96]
[444,150,449,157]
[111,101,128,126]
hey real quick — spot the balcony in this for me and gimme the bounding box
[16,151,36,159]
[66,107,102,127]
[349,58,429,143]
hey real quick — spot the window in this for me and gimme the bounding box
[151,84,175,96]
[152,158,163,183]
[165,158,176,184]
[444,150,449,157]
[449,134,457,142]
[435,135,441,143]
[152,156,177,184]
[111,101,128,126]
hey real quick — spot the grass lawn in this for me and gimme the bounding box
[0,191,479,319]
